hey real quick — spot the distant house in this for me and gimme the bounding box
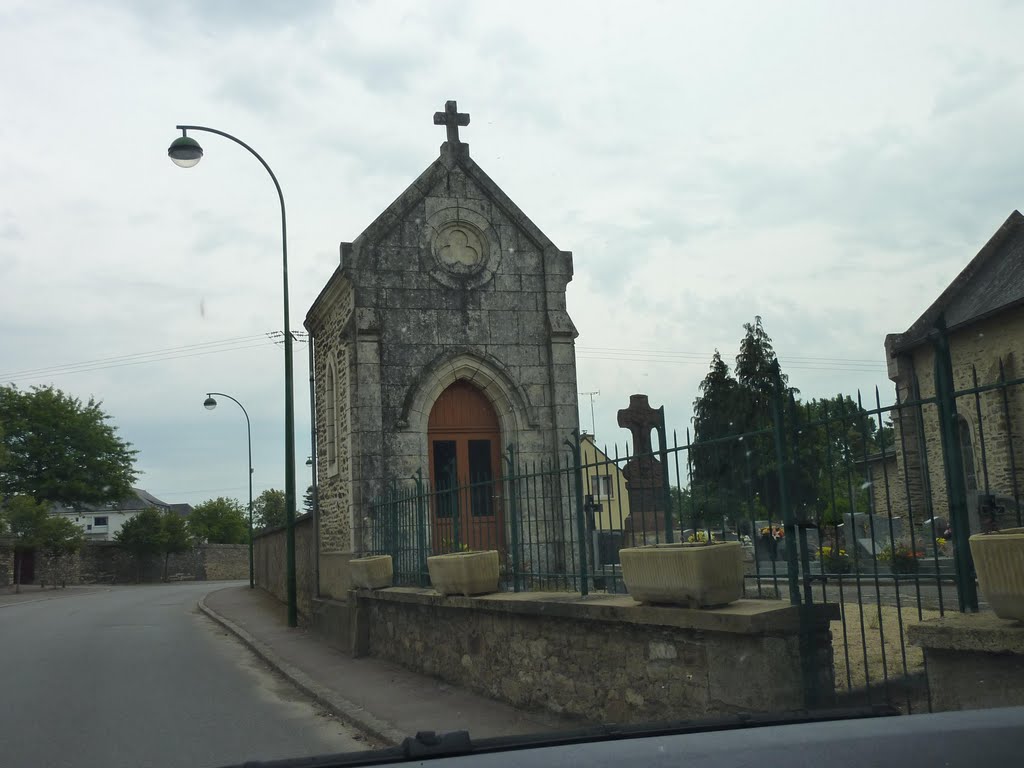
[882,210,1024,534]
[51,489,188,542]
[580,433,631,567]
[580,433,631,532]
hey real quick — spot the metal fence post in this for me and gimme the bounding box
[505,445,522,592]
[770,364,801,607]
[932,316,979,612]
[567,430,589,596]
[656,406,675,543]
[414,468,428,587]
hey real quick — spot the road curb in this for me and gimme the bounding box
[197,592,406,747]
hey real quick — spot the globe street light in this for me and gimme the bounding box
[169,125,298,627]
[204,393,254,589]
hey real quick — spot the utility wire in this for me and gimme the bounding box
[0,334,269,379]
[578,345,881,364]
[577,352,885,373]
[1,339,277,384]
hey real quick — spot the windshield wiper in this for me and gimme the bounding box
[222,705,899,768]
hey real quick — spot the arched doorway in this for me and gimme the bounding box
[428,380,503,553]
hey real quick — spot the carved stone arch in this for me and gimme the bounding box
[399,349,537,438]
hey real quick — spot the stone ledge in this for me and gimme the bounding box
[907,611,1024,654]
[355,587,839,635]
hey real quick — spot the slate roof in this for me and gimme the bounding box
[53,488,172,515]
[168,503,193,518]
[888,210,1024,353]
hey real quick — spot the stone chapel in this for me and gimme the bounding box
[305,101,580,600]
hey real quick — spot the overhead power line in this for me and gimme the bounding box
[0,334,282,384]
[576,346,886,373]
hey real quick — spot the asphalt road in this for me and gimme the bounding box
[0,582,369,768]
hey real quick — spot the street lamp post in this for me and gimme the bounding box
[169,126,298,627]
[204,393,254,589]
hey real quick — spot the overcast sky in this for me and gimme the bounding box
[2,1,1023,507]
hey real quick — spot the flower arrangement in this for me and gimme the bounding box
[817,545,852,574]
[878,542,924,573]
[758,525,783,560]
[687,530,717,544]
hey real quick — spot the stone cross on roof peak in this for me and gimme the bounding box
[433,99,470,145]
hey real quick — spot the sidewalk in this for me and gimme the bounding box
[200,585,579,746]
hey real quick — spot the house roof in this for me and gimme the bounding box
[888,210,1024,353]
[53,488,171,515]
[168,503,193,518]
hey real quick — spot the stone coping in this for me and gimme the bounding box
[355,587,839,635]
[907,611,1024,654]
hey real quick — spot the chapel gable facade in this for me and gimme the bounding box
[305,102,580,598]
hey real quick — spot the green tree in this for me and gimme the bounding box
[159,511,191,582]
[0,385,138,506]
[115,507,164,582]
[253,488,286,530]
[303,485,315,516]
[37,516,84,589]
[189,497,247,544]
[1,495,48,592]
[689,350,745,528]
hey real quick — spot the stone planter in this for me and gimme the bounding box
[620,541,744,608]
[427,550,500,597]
[350,555,394,590]
[969,528,1024,621]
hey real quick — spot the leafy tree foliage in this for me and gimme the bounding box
[253,488,286,530]
[160,510,191,582]
[115,507,164,581]
[303,485,315,516]
[115,507,195,582]
[0,385,137,506]
[37,516,84,589]
[689,317,891,536]
[189,497,247,544]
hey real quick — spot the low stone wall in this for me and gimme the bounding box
[253,513,315,620]
[48,542,250,585]
[908,612,1024,711]
[353,588,838,724]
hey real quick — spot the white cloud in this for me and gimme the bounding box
[3,0,1024,503]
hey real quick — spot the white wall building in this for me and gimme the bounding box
[52,489,190,542]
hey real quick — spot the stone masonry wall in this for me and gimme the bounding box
[311,278,356,601]
[23,542,250,585]
[253,513,316,620]
[201,544,250,581]
[359,590,835,724]
[315,286,354,558]
[902,307,1024,524]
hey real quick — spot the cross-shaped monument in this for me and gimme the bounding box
[617,394,668,545]
[433,100,470,145]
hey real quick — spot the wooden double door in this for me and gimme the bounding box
[427,380,503,553]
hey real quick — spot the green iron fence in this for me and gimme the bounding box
[366,334,1023,714]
